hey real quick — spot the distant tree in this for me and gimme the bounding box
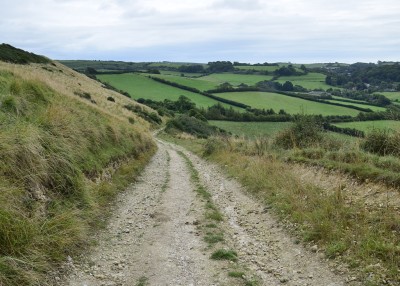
[207,61,234,73]
[176,95,196,112]
[85,67,97,74]
[282,81,294,91]
[178,64,205,73]
[273,65,297,76]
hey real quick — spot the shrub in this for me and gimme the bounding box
[166,115,223,138]
[274,115,323,149]
[107,96,115,102]
[362,129,400,157]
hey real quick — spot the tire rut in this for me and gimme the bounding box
[64,142,220,286]
[166,141,360,286]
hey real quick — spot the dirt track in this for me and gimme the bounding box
[64,139,356,286]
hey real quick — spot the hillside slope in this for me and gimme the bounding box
[0,48,156,285]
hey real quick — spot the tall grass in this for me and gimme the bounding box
[0,71,155,285]
[204,138,400,284]
[200,131,400,285]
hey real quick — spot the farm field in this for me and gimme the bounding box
[331,95,369,103]
[235,65,280,72]
[215,91,361,116]
[147,62,196,68]
[275,72,332,90]
[159,70,203,77]
[378,91,400,101]
[151,74,217,91]
[200,73,274,86]
[209,120,292,138]
[97,73,240,109]
[334,120,400,133]
[327,100,386,112]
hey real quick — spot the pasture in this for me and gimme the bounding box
[327,100,386,112]
[235,65,280,72]
[97,73,239,109]
[334,120,400,133]
[151,74,217,91]
[200,73,274,87]
[209,121,292,138]
[378,91,400,102]
[215,91,361,116]
[275,72,331,90]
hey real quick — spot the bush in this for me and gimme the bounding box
[107,96,115,102]
[274,115,324,149]
[165,115,223,138]
[362,129,400,157]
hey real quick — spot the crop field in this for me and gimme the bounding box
[235,65,280,72]
[215,91,360,116]
[153,72,275,90]
[147,62,190,68]
[97,73,239,109]
[327,100,386,112]
[151,74,218,91]
[200,73,274,87]
[275,72,332,90]
[209,120,292,138]
[159,70,204,77]
[334,120,400,133]
[331,95,369,103]
[378,91,400,101]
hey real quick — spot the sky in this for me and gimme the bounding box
[1,0,399,63]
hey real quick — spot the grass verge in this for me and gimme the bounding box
[202,137,400,285]
[0,70,156,285]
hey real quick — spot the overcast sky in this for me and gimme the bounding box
[1,0,399,63]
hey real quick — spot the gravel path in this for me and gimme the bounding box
[64,139,356,286]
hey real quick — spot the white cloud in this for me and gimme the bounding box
[0,0,399,62]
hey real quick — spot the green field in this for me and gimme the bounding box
[154,72,274,90]
[152,74,217,91]
[334,120,400,133]
[378,92,400,101]
[160,70,204,77]
[209,121,292,138]
[276,72,332,90]
[200,73,274,87]
[215,92,360,116]
[331,95,368,103]
[97,73,239,109]
[235,65,280,72]
[147,62,189,68]
[327,100,386,112]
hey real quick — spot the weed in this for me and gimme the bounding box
[211,249,238,261]
[161,151,171,193]
[228,271,245,278]
[204,232,224,244]
[206,210,224,222]
[205,223,217,228]
[136,276,149,286]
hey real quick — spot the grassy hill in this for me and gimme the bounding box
[0,43,50,64]
[0,49,156,285]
